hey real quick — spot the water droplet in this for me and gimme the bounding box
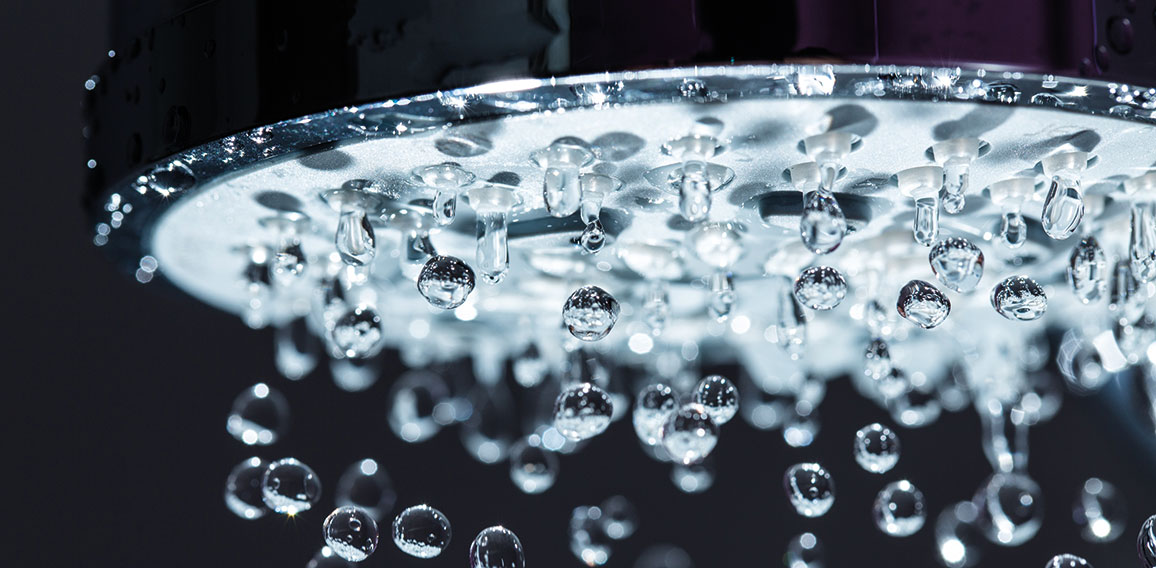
[509,440,559,494]
[864,338,892,381]
[532,140,593,217]
[553,382,614,440]
[1068,235,1108,303]
[226,383,288,446]
[475,209,510,284]
[799,190,847,254]
[434,190,457,225]
[783,462,835,518]
[392,505,452,558]
[671,459,715,493]
[308,546,356,568]
[661,403,720,464]
[563,286,621,341]
[261,457,322,515]
[272,240,307,285]
[975,472,1044,546]
[470,526,525,568]
[335,459,396,521]
[985,82,1021,103]
[897,280,950,328]
[691,375,738,424]
[599,496,638,540]
[913,195,940,246]
[642,281,671,336]
[1046,554,1092,568]
[1073,478,1126,543]
[388,370,449,443]
[633,383,679,446]
[579,220,606,254]
[1131,202,1156,282]
[942,161,971,214]
[794,266,847,311]
[324,506,379,562]
[1139,515,1156,568]
[462,385,519,463]
[417,255,476,309]
[570,506,612,566]
[991,276,1047,321]
[873,480,926,537]
[786,532,825,568]
[330,356,379,392]
[1041,177,1085,240]
[999,211,1028,249]
[1110,259,1148,324]
[331,305,385,358]
[224,457,269,520]
[875,367,912,400]
[275,318,317,380]
[936,502,984,568]
[512,343,548,388]
[891,388,943,428]
[708,271,735,321]
[142,160,195,195]
[679,160,712,221]
[929,237,984,293]
[336,210,377,266]
[854,423,901,473]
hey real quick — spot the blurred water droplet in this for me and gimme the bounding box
[873,480,926,536]
[799,189,846,254]
[579,220,606,254]
[1072,477,1126,543]
[929,237,984,292]
[1139,515,1156,568]
[392,504,452,558]
[784,462,835,517]
[599,496,637,540]
[417,255,475,309]
[661,403,720,464]
[794,266,847,310]
[671,459,715,493]
[335,459,396,521]
[1131,202,1156,282]
[936,502,983,568]
[308,546,355,568]
[226,383,288,446]
[897,280,950,328]
[563,286,621,341]
[1045,554,1092,568]
[570,506,612,566]
[1068,235,1108,303]
[999,211,1028,249]
[262,457,322,515]
[786,532,825,568]
[275,318,318,380]
[864,338,892,380]
[224,457,269,520]
[509,440,559,494]
[470,526,525,568]
[975,472,1044,546]
[1041,177,1085,240]
[854,423,901,473]
[991,276,1047,321]
[553,382,614,440]
[336,210,376,266]
[634,383,679,446]
[389,370,450,443]
[324,506,379,562]
[331,305,385,358]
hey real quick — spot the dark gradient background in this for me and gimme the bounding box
[6,1,1156,567]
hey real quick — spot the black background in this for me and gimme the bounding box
[6,1,1156,567]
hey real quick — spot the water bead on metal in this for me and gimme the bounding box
[261,457,322,515]
[553,382,614,441]
[1045,554,1092,568]
[226,382,288,446]
[633,383,679,446]
[563,285,621,341]
[1073,477,1126,543]
[224,456,269,520]
[1139,515,1156,568]
[470,526,526,568]
[323,506,379,562]
[691,375,739,425]
[783,462,836,518]
[793,266,847,310]
[897,280,950,329]
[661,403,720,465]
[991,275,1047,321]
[853,423,901,474]
[416,255,475,309]
[508,440,559,494]
[392,504,452,558]
[929,237,984,293]
[873,480,927,537]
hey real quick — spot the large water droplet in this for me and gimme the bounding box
[1046,554,1092,568]
[786,532,824,568]
[854,423,901,473]
[873,480,926,537]
[224,457,269,520]
[553,382,614,440]
[509,440,559,494]
[634,383,679,446]
[897,280,950,329]
[417,255,476,309]
[324,506,379,562]
[661,403,720,464]
[563,286,621,341]
[1131,202,1156,282]
[783,462,835,517]
[799,190,846,254]
[691,375,738,424]
[1041,177,1085,240]
[991,276,1047,321]
[570,506,612,566]
[929,237,984,293]
[335,459,396,521]
[1068,235,1108,303]
[392,505,452,558]
[1139,515,1156,568]
[599,496,638,540]
[794,266,847,310]
[226,382,288,446]
[470,526,526,568]
[261,457,322,515]
[331,305,385,358]
[1072,477,1126,543]
[976,472,1044,546]
[336,210,377,266]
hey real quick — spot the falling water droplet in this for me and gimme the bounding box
[692,375,739,424]
[275,318,318,380]
[634,383,679,446]
[470,526,526,568]
[1131,202,1156,282]
[599,496,638,540]
[935,502,984,568]
[799,189,847,254]
[509,439,559,494]
[1041,177,1085,240]
[1139,515,1156,568]
[224,457,269,520]
[579,220,606,254]
[854,423,901,473]
[226,382,289,446]
[897,280,951,329]
[991,276,1047,321]
[331,305,385,358]
[324,506,380,562]
[643,281,671,336]
[272,240,307,285]
[783,462,835,518]
[929,237,984,293]
[794,266,847,310]
[708,271,735,321]
[672,459,715,493]
[1068,235,1108,303]
[864,338,893,381]
[336,210,377,266]
[873,480,926,537]
[553,382,614,440]
[1073,478,1126,543]
[661,403,720,464]
[335,459,396,521]
[1046,554,1092,568]
[1000,211,1028,249]
[392,505,452,558]
[975,472,1044,546]
[563,286,621,341]
[570,506,613,566]
[261,457,322,515]
[512,343,548,388]
[417,255,476,309]
[388,370,449,443]
[786,532,825,568]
